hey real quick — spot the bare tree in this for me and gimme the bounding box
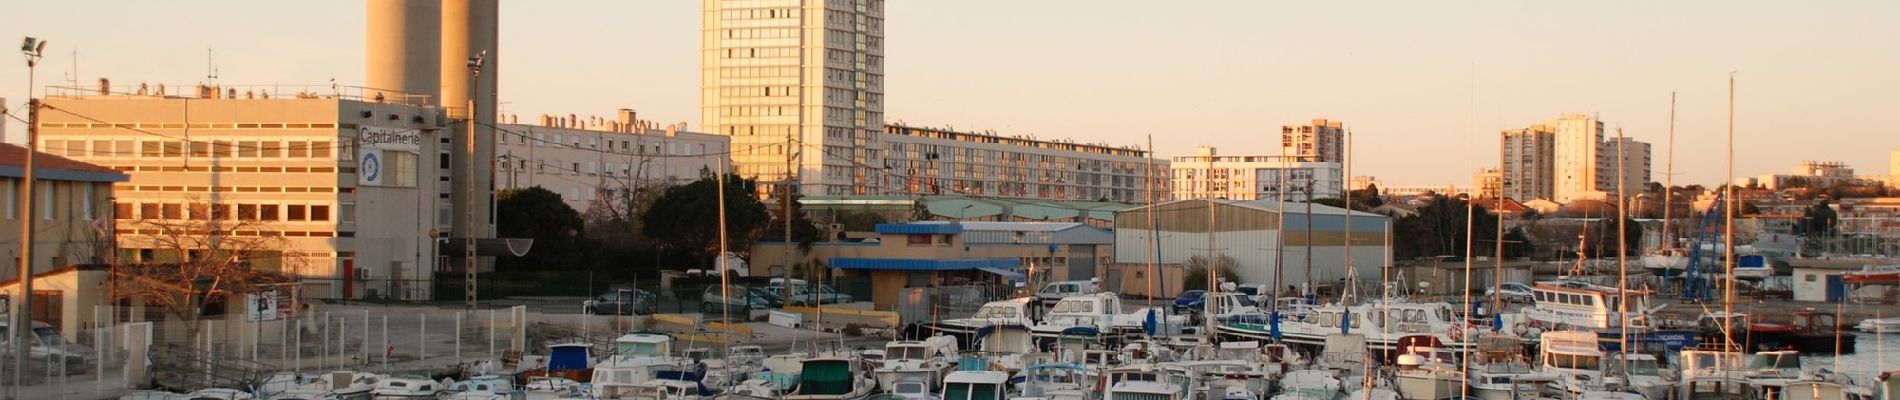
[112,199,304,343]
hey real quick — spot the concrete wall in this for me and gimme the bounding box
[0,178,116,278]
[0,269,108,336]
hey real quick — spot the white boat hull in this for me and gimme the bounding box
[1857,317,1900,333]
[1642,254,1686,271]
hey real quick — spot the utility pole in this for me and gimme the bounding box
[14,36,47,394]
[464,51,485,311]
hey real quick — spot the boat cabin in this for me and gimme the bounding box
[614,333,673,358]
[1528,283,1654,329]
[941,370,1011,400]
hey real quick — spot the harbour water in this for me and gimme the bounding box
[1806,333,1900,384]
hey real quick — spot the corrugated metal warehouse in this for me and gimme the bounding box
[1114,199,1390,292]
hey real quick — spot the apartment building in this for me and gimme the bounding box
[1170,146,1342,202]
[494,110,730,213]
[1281,119,1345,163]
[1500,125,1554,201]
[0,144,127,279]
[1608,136,1651,194]
[1473,168,1503,199]
[880,124,1164,203]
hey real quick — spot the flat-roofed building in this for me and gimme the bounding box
[880,124,1163,203]
[0,144,127,279]
[493,110,729,213]
[38,85,446,300]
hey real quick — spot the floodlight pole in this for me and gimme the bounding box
[14,36,46,395]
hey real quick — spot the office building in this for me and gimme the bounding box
[1473,168,1502,199]
[1500,125,1554,201]
[1281,119,1345,162]
[1170,146,1340,202]
[881,124,1162,203]
[494,110,730,213]
[750,221,1112,308]
[40,87,446,300]
[702,0,885,197]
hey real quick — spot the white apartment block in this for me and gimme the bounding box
[880,124,1164,203]
[40,86,446,300]
[494,110,730,213]
[702,0,885,196]
[1500,125,1554,201]
[1281,119,1345,163]
[1473,168,1502,199]
[1171,146,1341,202]
[1551,113,1608,202]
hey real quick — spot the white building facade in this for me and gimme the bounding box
[494,110,730,213]
[702,0,885,196]
[1170,146,1341,202]
[1113,199,1388,289]
[879,124,1163,203]
[1500,125,1554,201]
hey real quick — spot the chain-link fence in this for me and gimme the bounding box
[894,283,1014,325]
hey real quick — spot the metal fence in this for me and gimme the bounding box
[893,283,1014,326]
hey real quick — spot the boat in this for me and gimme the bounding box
[518,342,594,384]
[875,336,960,390]
[1677,347,1750,400]
[1270,369,1342,400]
[1644,248,1689,277]
[521,376,583,396]
[1513,280,1701,352]
[784,353,876,400]
[184,389,258,400]
[1011,364,1091,400]
[1176,359,1274,400]
[973,325,1038,373]
[925,297,1039,349]
[1538,331,1607,395]
[591,333,696,399]
[1103,364,1193,400]
[889,376,939,400]
[1603,353,1672,400]
[270,371,380,400]
[1781,370,1877,400]
[1746,309,1856,354]
[1219,298,1474,356]
[1465,335,1557,400]
[444,375,523,400]
[1876,370,1900,400]
[1392,343,1466,400]
[941,370,1011,400]
[1031,293,1124,350]
[257,372,323,399]
[1843,264,1900,285]
[371,376,446,399]
[1857,317,1900,334]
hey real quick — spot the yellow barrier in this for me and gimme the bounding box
[782,306,899,326]
[707,321,753,335]
[650,313,699,328]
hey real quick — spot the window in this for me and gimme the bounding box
[161,203,183,219]
[907,234,931,245]
[1804,274,1817,282]
[310,141,331,158]
[3,180,13,219]
[239,141,260,157]
[190,141,211,157]
[238,204,259,220]
[287,205,308,221]
[39,182,53,220]
[287,141,309,158]
[189,203,210,220]
[141,141,162,157]
[82,184,95,220]
[261,141,282,158]
[162,141,183,157]
[340,202,355,223]
[114,202,132,220]
[140,204,159,220]
[212,204,232,220]
[259,204,279,220]
[311,205,330,222]
[212,141,233,158]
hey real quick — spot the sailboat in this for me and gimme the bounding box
[1645,92,1689,276]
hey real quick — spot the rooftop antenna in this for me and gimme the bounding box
[64,50,77,86]
[206,47,219,85]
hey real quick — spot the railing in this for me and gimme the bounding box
[43,84,435,106]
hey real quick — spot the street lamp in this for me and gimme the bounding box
[12,36,47,395]
[463,51,485,310]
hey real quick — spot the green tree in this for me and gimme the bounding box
[496,187,586,271]
[1800,200,1839,237]
[642,174,771,268]
[763,191,824,252]
[1182,254,1239,292]
[1391,195,1519,260]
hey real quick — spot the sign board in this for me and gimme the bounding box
[358,148,385,186]
[358,126,421,151]
[246,290,288,322]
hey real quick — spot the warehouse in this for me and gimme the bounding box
[1113,199,1389,294]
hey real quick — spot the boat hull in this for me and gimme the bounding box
[1591,329,1702,353]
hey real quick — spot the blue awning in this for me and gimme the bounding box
[830,257,1021,271]
[976,266,1025,280]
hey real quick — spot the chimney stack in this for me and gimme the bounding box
[365,0,441,101]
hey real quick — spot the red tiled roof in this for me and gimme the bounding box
[0,143,127,182]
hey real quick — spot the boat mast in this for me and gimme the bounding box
[1205,152,1218,339]
[1723,73,1736,353]
[1343,128,1354,305]
[716,162,733,359]
[1617,127,1631,363]
[1144,135,1158,312]
[1460,196,1475,400]
[1663,92,1677,248]
[1273,139,1289,314]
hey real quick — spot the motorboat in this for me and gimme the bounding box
[1220,298,1475,356]
[1747,309,1857,354]
[1392,344,1465,400]
[1843,265,1900,285]
[1031,293,1124,350]
[784,353,876,400]
[1677,347,1750,400]
[371,376,446,399]
[1781,370,1877,400]
[1603,353,1673,400]
[889,376,939,400]
[1875,370,1899,400]
[1270,369,1342,400]
[519,342,595,384]
[926,297,1039,349]
[1011,364,1090,400]
[1644,248,1689,276]
[256,372,322,399]
[973,325,1038,373]
[614,378,712,400]
[444,375,523,400]
[942,370,1011,400]
[1858,317,1900,334]
[1103,364,1193,400]
[521,376,583,397]
[1176,359,1273,400]
[184,389,258,400]
[1739,351,1804,400]
[1538,331,1607,395]
[270,371,379,400]
[875,336,960,390]
[592,333,695,399]
[1512,280,1701,352]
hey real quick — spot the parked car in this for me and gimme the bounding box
[583,288,658,315]
[767,278,850,305]
[1035,280,1094,309]
[0,320,94,375]
[1485,282,1535,300]
[746,287,787,308]
[701,286,775,315]
[1172,290,1207,314]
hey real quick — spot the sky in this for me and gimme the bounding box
[3,1,1896,187]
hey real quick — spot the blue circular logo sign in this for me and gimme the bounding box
[360,151,382,183]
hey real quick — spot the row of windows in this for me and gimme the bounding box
[116,201,346,223]
[2,181,101,221]
[40,139,343,160]
[115,185,349,194]
[106,165,340,174]
[499,132,719,156]
[720,47,799,59]
[718,8,799,20]
[40,122,338,130]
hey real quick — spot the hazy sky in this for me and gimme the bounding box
[4,1,1895,187]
